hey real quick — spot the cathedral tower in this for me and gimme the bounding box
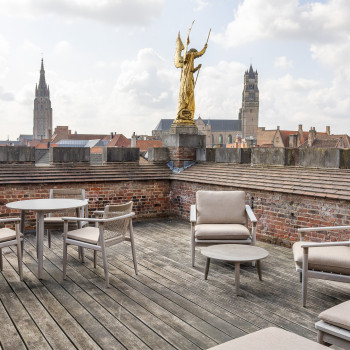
[33,59,52,140]
[238,65,259,139]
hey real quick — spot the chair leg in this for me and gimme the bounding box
[47,229,51,248]
[16,241,23,281]
[101,246,109,288]
[63,242,67,280]
[129,222,138,275]
[0,248,3,271]
[78,247,85,263]
[302,248,309,307]
[191,233,195,267]
[94,251,97,268]
[299,271,302,283]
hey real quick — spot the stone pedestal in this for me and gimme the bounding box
[162,124,205,169]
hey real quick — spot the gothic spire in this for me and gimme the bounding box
[248,64,255,79]
[36,58,49,98]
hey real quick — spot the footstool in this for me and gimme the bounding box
[316,300,350,349]
[207,327,328,349]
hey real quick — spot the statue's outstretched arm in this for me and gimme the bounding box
[194,44,207,58]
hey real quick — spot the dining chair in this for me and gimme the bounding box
[44,188,87,247]
[62,201,137,287]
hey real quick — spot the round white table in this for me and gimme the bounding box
[6,198,88,279]
[201,244,269,296]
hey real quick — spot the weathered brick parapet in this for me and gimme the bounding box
[170,179,350,247]
[1,180,170,229]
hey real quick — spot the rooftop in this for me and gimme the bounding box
[2,219,349,349]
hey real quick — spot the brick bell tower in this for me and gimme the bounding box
[238,64,259,139]
[33,59,52,140]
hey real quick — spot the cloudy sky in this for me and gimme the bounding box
[0,0,349,140]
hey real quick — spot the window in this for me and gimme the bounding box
[219,134,223,144]
[211,135,214,146]
[227,135,232,143]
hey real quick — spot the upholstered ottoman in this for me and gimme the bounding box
[316,300,350,349]
[207,327,328,349]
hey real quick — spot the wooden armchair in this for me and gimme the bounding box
[44,188,87,247]
[0,218,23,280]
[62,201,137,288]
[292,225,350,307]
[190,191,257,266]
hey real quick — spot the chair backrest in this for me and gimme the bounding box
[49,188,86,217]
[196,190,246,225]
[103,201,133,240]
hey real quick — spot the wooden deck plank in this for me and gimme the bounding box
[0,219,349,349]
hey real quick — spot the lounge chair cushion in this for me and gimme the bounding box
[195,224,250,240]
[196,191,246,225]
[319,300,350,331]
[67,227,99,245]
[292,242,350,275]
[0,228,23,242]
[207,327,328,350]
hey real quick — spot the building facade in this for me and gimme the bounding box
[33,59,52,140]
[238,65,259,138]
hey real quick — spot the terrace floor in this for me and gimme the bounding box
[1,219,349,350]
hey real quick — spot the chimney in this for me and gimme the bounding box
[326,126,330,135]
[131,132,136,148]
[308,127,316,147]
[298,124,303,133]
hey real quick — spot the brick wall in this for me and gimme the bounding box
[1,176,349,246]
[0,180,170,229]
[170,180,350,247]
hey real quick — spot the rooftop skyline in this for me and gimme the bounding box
[0,0,349,140]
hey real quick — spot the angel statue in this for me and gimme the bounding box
[173,23,210,126]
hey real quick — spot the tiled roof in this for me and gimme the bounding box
[171,163,350,201]
[68,134,110,141]
[107,134,131,147]
[300,134,350,148]
[0,163,171,184]
[136,140,162,151]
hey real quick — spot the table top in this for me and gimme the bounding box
[201,244,269,262]
[6,198,88,212]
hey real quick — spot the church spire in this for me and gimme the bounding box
[36,59,49,97]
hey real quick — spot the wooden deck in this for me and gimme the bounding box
[1,219,349,349]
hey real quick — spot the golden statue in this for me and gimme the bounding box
[173,22,210,126]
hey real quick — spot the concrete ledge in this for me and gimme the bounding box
[0,146,35,163]
[299,148,340,168]
[252,148,286,166]
[51,147,90,163]
[148,147,169,163]
[107,148,139,162]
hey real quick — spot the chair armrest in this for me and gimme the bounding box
[245,205,257,223]
[190,205,196,223]
[0,217,21,223]
[62,212,135,223]
[298,225,350,240]
[301,241,350,248]
[298,225,350,233]
[93,210,104,217]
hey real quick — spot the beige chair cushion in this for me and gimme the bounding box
[292,241,350,275]
[319,300,350,331]
[207,327,328,350]
[0,228,23,242]
[195,224,250,240]
[67,227,99,245]
[196,191,246,225]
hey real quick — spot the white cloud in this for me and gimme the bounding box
[212,0,350,48]
[0,0,164,26]
[191,0,210,12]
[53,40,72,55]
[274,56,293,69]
